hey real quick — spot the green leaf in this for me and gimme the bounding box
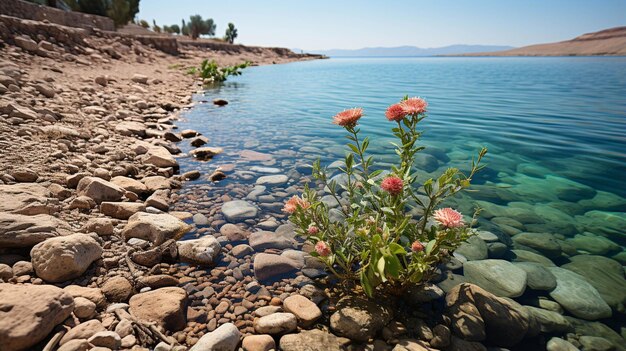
[425,240,436,255]
[385,255,402,278]
[389,242,406,255]
[377,256,387,282]
[360,270,374,297]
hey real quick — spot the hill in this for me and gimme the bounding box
[462,26,626,56]
[305,44,515,57]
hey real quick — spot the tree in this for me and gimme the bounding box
[169,24,181,35]
[152,19,161,33]
[224,23,237,44]
[163,25,171,33]
[187,15,216,40]
[66,0,139,27]
[181,19,189,36]
[139,19,150,28]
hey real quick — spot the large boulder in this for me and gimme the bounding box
[445,283,536,347]
[512,232,562,259]
[31,234,102,283]
[190,323,241,351]
[463,259,527,297]
[76,177,124,204]
[253,253,301,281]
[0,283,74,351]
[0,183,56,215]
[0,213,72,248]
[330,296,393,342]
[122,212,190,246]
[177,236,221,266]
[142,145,178,168]
[110,176,148,195]
[279,329,352,351]
[221,200,258,222]
[548,267,612,320]
[129,287,187,331]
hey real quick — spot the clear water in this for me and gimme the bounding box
[173,56,626,340]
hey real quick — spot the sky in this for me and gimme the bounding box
[138,0,626,50]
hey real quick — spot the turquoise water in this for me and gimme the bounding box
[174,57,626,341]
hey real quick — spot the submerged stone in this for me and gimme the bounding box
[221,200,258,222]
[548,267,612,320]
[463,259,527,297]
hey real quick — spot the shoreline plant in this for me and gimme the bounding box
[285,97,487,297]
[187,59,251,84]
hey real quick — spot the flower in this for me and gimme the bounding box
[411,240,425,252]
[315,241,331,257]
[385,103,406,122]
[433,208,465,228]
[381,176,403,195]
[307,226,319,235]
[400,97,427,115]
[332,108,363,127]
[283,195,310,214]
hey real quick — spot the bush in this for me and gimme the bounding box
[194,59,250,83]
[286,97,487,297]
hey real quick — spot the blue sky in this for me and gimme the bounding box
[138,0,626,50]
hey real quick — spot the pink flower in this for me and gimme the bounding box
[332,108,363,127]
[385,103,406,122]
[433,208,465,228]
[307,226,319,235]
[381,176,403,195]
[282,195,310,214]
[315,241,331,257]
[411,241,425,252]
[400,97,427,115]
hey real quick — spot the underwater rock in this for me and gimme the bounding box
[513,262,557,291]
[512,232,562,259]
[463,259,527,297]
[509,249,556,267]
[221,200,258,222]
[330,296,393,342]
[548,267,612,320]
[567,233,621,255]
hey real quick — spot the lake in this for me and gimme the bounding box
[172,57,626,336]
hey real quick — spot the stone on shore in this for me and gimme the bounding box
[142,145,178,168]
[63,285,107,308]
[31,234,102,282]
[279,329,352,351]
[129,287,187,332]
[253,253,301,281]
[177,236,221,266]
[190,323,241,351]
[254,312,298,334]
[242,334,275,351]
[256,174,289,185]
[76,177,125,204]
[548,267,612,320]
[100,201,146,219]
[60,319,106,345]
[221,200,258,222]
[101,276,133,303]
[191,147,224,160]
[110,176,148,195]
[249,230,296,251]
[122,212,190,245]
[82,217,115,236]
[463,259,527,297]
[330,296,393,342]
[283,294,322,327]
[0,283,74,351]
[0,183,56,215]
[0,213,71,248]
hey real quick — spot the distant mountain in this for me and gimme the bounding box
[301,44,515,57]
[459,26,626,56]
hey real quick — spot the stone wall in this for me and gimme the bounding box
[0,0,114,31]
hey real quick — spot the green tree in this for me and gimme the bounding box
[182,19,189,36]
[187,15,216,40]
[163,25,171,33]
[224,22,238,44]
[152,19,161,33]
[66,0,139,27]
[169,24,181,35]
[139,19,150,28]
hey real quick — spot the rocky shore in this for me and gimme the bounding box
[1,12,626,351]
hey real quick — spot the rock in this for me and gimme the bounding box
[283,294,322,327]
[256,175,289,185]
[74,296,97,319]
[463,259,527,297]
[548,267,612,320]
[111,176,148,195]
[448,336,488,351]
[60,320,106,346]
[139,274,180,289]
[190,323,241,351]
[213,98,228,106]
[408,283,445,304]
[510,249,556,266]
[546,337,580,351]
[330,296,393,342]
[242,334,274,351]
[0,283,74,351]
[100,201,146,219]
[254,312,298,334]
[10,168,38,182]
[191,147,224,160]
[0,213,71,248]
[58,339,90,351]
[568,233,621,255]
[143,146,178,168]
[95,75,108,86]
[0,183,56,215]
[392,339,434,351]
[249,230,296,251]
[221,200,258,222]
[76,177,124,204]
[143,176,171,192]
[193,213,209,225]
[279,329,352,351]
[31,234,102,283]
[82,218,115,236]
[513,262,557,291]
[190,136,208,147]
[102,276,133,302]
[445,283,534,347]
[181,129,200,138]
[512,232,562,258]
[122,212,190,245]
[232,244,254,258]
[115,121,146,137]
[524,306,571,333]
[69,195,95,210]
[129,287,187,331]
[35,83,55,98]
[254,253,300,281]
[0,264,12,281]
[430,324,451,348]
[177,236,221,266]
[14,35,38,52]
[578,336,615,351]
[219,223,249,241]
[63,285,106,308]
[131,74,149,84]
[455,236,488,261]
[145,189,170,211]
[562,255,626,313]
[88,331,122,349]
